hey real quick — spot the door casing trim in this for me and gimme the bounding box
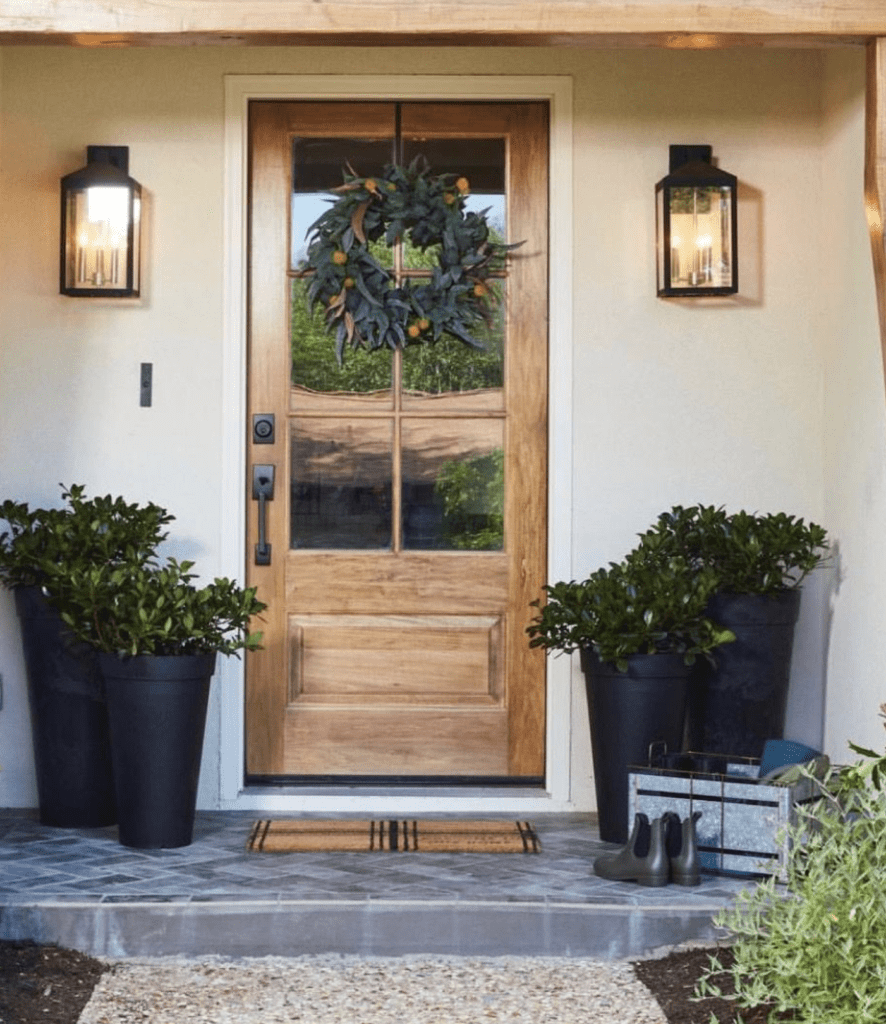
[220,74,574,812]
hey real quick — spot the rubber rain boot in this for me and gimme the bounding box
[667,810,702,886]
[593,812,670,886]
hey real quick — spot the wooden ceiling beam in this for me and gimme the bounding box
[0,32,873,49]
[0,1,884,48]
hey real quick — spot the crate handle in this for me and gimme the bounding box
[648,740,669,766]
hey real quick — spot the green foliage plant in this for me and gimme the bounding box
[638,504,828,596]
[0,484,172,590]
[1,485,265,658]
[526,546,735,671]
[302,157,521,362]
[697,704,886,1024]
[56,557,266,658]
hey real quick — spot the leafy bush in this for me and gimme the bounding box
[527,547,734,670]
[56,557,266,658]
[698,706,886,1023]
[639,504,828,596]
[2,485,265,659]
[0,484,172,590]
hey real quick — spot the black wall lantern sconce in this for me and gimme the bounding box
[656,145,737,297]
[60,146,141,297]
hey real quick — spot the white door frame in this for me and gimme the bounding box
[219,74,574,813]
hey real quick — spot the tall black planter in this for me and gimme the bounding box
[688,590,802,758]
[580,650,691,844]
[99,653,216,849]
[13,586,116,828]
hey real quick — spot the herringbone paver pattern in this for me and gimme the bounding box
[0,810,747,907]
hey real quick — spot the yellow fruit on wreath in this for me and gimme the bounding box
[302,157,522,364]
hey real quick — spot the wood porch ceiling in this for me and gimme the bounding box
[0,1,884,49]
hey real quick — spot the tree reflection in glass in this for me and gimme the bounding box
[290,279,393,395]
[401,420,504,551]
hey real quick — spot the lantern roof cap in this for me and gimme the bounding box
[61,145,139,190]
[658,144,736,189]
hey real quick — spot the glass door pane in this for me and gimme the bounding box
[290,418,393,549]
[401,419,504,551]
[289,132,395,407]
[401,285,505,411]
[290,279,394,400]
[290,136,393,270]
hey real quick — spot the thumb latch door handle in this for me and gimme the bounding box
[252,464,275,566]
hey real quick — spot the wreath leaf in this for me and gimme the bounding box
[351,199,370,245]
[355,273,382,307]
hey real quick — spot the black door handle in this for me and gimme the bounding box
[252,464,275,566]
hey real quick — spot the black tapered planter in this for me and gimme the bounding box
[580,650,691,844]
[687,590,802,758]
[14,586,116,828]
[99,653,216,849]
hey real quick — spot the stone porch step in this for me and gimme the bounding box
[0,810,748,960]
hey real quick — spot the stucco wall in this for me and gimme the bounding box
[0,44,873,811]
[820,49,886,762]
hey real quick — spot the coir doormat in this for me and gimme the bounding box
[247,819,541,853]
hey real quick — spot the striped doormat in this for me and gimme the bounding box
[247,819,541,853]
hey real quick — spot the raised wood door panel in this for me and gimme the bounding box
[286,612,507,775]
[246,100,548,779]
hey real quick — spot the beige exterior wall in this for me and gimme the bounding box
[0,44,876,809]
[820,49,886,760]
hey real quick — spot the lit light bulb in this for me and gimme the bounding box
[696,233,713,280]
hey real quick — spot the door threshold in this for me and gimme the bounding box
[243,779,547,799]
[246,775,545,788]
[243,784,549,799]
[222,782,570,814]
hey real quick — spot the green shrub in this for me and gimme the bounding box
[697,706,886,1023]
[527,546,734,670]
[0,484,171,590]
[57,557,266,658]
[639,504,828,596]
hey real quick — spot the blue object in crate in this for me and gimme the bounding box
[759,738,821,777]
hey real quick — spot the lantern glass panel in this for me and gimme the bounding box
[666,185,733,291]
[63,183,140,295]
[656,185,666,290]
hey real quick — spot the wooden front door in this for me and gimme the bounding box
[246,100,548,780]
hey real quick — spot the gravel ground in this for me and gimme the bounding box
[78,955,668,1024]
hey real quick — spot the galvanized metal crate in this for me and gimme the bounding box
[628,753,820,882]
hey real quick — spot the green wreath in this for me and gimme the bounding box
[303,158,520,363]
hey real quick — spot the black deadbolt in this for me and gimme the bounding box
[252,413,275,444]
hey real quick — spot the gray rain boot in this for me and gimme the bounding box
[593,812,669,886]
[665,810,702,886]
